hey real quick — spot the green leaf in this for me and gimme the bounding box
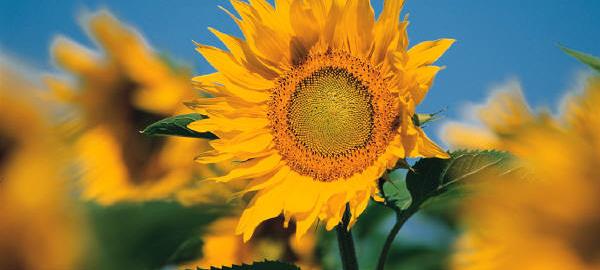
[382,169,412,210]
[560,45,600,73]
[85,201,228,270]
[406,150,519,206]
[197,260,301,270]
[141,113,218,139]
[405,157,448,204]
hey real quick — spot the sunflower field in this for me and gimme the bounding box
[1,1,600,269]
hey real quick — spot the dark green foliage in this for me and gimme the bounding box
[359,150,520,270]
[84,201,228,270]
[405,157,448,205]
[166,237,205,265]
[560,45,600,73]
[141,113,217,139]
[406,150,518,206]
[197,260,301,270]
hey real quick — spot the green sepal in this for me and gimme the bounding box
[412,109,445,127]
[141,113,218,139]
[560,45,600,73]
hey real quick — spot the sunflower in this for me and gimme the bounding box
[450,76,600,270]
[187,0,453,241]
[45,10,214,204]
[0,63,85,270]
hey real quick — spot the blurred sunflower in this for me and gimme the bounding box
[0,64,85,270]
[44,11,219,204]
[44,13,307,267]
[180,216,320,270]
[450,76,600,270]
[440,80,541,151]
[188,0,453,241]
[179,217,254,269]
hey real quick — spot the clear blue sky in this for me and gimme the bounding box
[2,0,599,138]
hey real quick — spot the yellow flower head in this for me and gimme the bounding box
[189,0,453,241]
[451,77,600,270]
[45,10,208,204]
[0,64,85,270]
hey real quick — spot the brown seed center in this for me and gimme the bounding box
[287,67,373,156]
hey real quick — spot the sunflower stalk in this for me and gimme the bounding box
[336,205,359,270]
[375,176,420,270]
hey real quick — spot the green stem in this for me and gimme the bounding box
[375,204,419,270]
[375,175,421,270]
[336,206,359,270]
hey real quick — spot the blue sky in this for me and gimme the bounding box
[2,0,599,138]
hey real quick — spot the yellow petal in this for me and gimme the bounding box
[414,128,450,158]
[331,0,374,56]
[209,130,273,155]
[410,65,442,104]
[388,144,406,158]
[75,127,131,204]
[477,85,534,134]
[208,27,280,79]
[187,116,269,133]
[236,182,287,241]
[196,45,275,90]
[324,193,348,230]
[229,0,293,67]
[192,73,270,104]
[282,173,320,213]
[372,0,405,64]
[407,38,455,68]
[441,123,499,150]
[289,0,320,58]
[51,36,99,76]
[87,11,136,59]
[209,153,281,182]
[354,0,375,53]
[294,199,323,239]
[191,72,222,94]
[237,166,291,196]
[43,76,77,103]
[195,150,235,164]
[349,189,371,227]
